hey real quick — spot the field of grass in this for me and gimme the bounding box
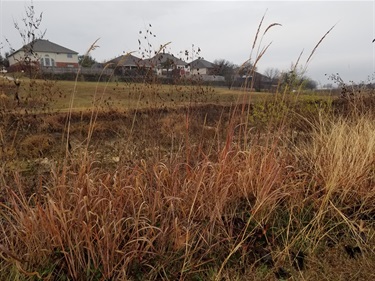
[0,77,246,110]
[2,76,332,112]
[1,16,375,280]
[1,71,374,280]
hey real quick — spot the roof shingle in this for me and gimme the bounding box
[189,59,215,69]
[11,39,78,55]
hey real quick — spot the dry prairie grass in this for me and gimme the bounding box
[1,97,374,280]
[1,15,375,281]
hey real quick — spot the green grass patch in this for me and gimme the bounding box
[8,78,332,113]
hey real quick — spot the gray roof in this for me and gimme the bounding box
[145,53,187,67]
[104,53,187,69]
[107,54,144,67]
[189,59,215,69]
[11,39,78,55]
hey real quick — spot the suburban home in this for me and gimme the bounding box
[106,54,150,76]
[234,71,273,91]
[7,39,79,71]
[187,58,224,82]
[106,54,145,69]
[144,53,187,77]
[188,58,216,75]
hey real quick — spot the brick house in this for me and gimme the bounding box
[7,39,79,71]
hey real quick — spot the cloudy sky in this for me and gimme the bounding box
[1,0,374,86]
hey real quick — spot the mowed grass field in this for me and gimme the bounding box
[2,77,330,112]
[1,75,375,280]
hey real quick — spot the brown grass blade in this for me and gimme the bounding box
[252,10,266,51]
[294,49,304,71]
[263,23,282,36]
[255,22,282,60]
[64,38,101,157]
[305,24,336,65]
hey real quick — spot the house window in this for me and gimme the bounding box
[67,54,73,58]
[42,55,55,67]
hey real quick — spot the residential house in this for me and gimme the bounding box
[7,39,79,71]
[234,71,273,91]
[106,54,145,70]
[187,58,224,82]
[106,53,149,76]
[188,58,216,75]
[145,53,187,77]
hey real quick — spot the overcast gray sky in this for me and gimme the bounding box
[1,0,374,86]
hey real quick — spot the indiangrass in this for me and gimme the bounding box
[300,113,375,246]
[1,100,374,280]
[308,114,375,204]
[1,18,375,281]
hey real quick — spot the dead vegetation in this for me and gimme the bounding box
[0,92,374,280]
[1,12,375,280]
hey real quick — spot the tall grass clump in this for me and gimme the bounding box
[0,126,295,280]
[283,112,375,241]
[308,115,375,204]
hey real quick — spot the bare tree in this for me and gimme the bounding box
[213,59,236,89]
[238,61,257,76]
[0,52,10,69]
[9,0,46,78]
[6,1,47,105]
[264,67,280,81]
